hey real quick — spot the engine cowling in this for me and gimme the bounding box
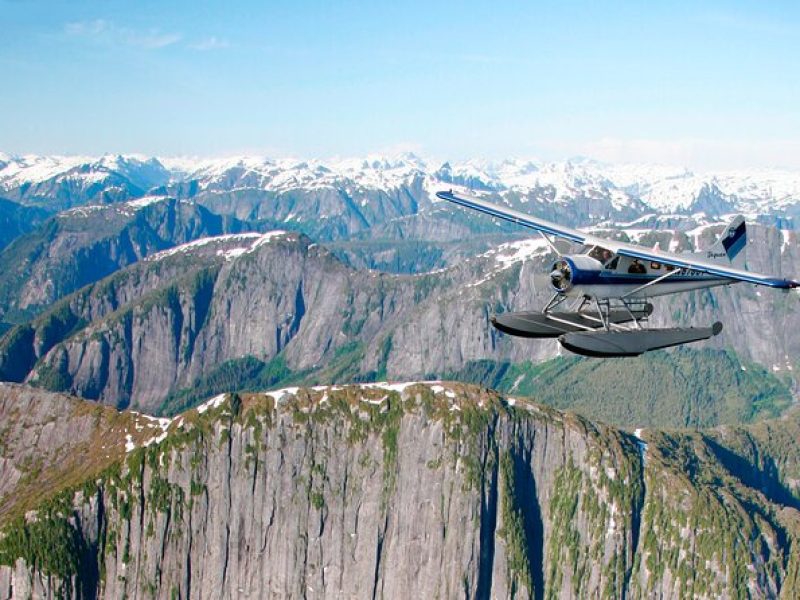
[549,255,604,293]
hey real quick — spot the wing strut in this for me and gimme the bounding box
[538,232,562,256]
[620,267,687,300]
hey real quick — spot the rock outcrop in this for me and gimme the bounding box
[0,198,258,320]
[1,382,799,598]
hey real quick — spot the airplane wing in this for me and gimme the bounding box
[437,190,800,289]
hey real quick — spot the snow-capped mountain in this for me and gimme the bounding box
[0,154,172,209]
[1,152,799,225]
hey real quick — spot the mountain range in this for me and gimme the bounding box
[0,219,795,420]
[0,151,798,598]
[2,152,799,227]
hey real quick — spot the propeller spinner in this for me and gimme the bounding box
[550,259,572,293]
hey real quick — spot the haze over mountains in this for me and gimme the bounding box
[2,152,800,223]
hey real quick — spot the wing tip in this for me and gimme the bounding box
[435,190,451,201]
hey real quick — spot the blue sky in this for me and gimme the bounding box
[2,1,799,169]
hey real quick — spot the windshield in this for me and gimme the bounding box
[586,245,614,265]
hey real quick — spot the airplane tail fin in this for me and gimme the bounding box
[698,215,747,268]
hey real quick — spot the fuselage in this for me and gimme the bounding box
[550,253,732,299]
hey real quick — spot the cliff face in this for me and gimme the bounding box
[0,199,51,253]
[1,225,797,415]
[2,230,517,412]
[0,198,253,321]
[1,383,799,599]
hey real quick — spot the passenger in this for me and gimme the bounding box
[628,259,646,274]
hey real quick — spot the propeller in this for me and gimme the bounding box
[531,260,572,294]
[549,259,573,293]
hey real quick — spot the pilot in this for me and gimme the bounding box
[601,249,612,263]
[628,259,646,274]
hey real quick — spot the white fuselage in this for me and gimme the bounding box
[553,253,734,300]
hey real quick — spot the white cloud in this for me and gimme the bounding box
[64,19,108,37]
[64,19,182,49]
[189,36,230,51]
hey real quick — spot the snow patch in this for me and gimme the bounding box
[493,238,550,266]
[144,231,287,262]
[143,431,169,447]
[125,411,174,452]
[429,384,456,398]
[361,395,387,406]
[146,234,260,261]
[360,381,427,393]
[216,231,288,260]
[131,411,171,429]
[265,387,300,402]
[277,380,446,399]
[197,393,227,414]
[781,229,792,253]
[683,223,722,250]
[62,205,106,217]
[126,195,169,209]
[633,428,648,459]
[466,237,551,289]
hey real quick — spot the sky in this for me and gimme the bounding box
[1,0,800,170]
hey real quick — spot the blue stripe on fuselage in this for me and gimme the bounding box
[615,248,796,287]
[561,256,724,287]
[575,270,723,286]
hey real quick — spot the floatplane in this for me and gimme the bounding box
[438,190,798,357]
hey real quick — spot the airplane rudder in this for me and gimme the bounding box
[721,218,747,260]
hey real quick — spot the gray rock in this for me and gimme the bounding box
[4,225,797,414]
[0,383,797,598]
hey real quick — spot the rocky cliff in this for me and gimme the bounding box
[0,199,51,253]
[0,223,796,416]
[0,197,260,322]
[1,382,799,599]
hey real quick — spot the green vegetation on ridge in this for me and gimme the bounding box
[445,348,793,429]
[157,346,793,432]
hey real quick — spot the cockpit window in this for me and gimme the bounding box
[587,246,614,265]
[605,256,620,270]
